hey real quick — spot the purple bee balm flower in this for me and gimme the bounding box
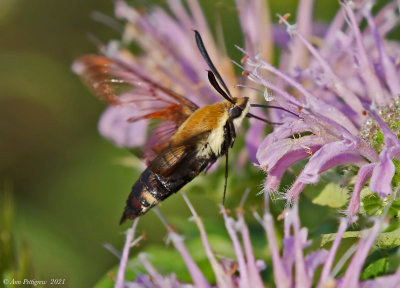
[241,0,400,221]
[112,191,399,288]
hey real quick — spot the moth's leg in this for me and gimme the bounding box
[223,148,229,205]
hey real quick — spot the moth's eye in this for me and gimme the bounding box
[229,106,242,119]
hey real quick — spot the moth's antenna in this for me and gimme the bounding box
[194,30,232,99]
[207,71,234,104]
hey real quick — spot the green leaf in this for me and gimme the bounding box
[321,228,400,249]
[392,158,400,188]
[311,182,349,208]
[360,190,400,217]
[361,188,383,215]
[361,247,400,280]
[361,258,389,280]
[375,228,400,249]
[390,199,400,218]
[371,130,385,151]
[321,231,360,247]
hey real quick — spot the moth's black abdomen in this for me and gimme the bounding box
[120,169,160,224]
[119,154,213,224]
[119,180,142,224]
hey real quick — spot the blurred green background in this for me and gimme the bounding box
[0,0,341,287]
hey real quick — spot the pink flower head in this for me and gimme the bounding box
[242,0,400,221]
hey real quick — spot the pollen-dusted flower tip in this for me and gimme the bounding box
[243,0,400,221]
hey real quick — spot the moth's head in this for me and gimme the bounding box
[228,97,249,119]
